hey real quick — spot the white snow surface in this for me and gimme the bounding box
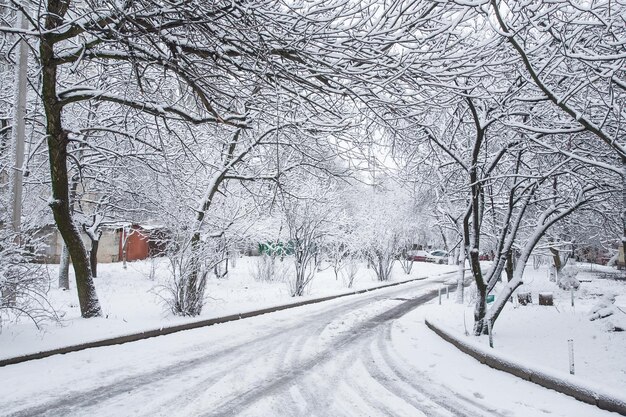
[1,259,625,416]
[0,271,620,417]
[427,263,626,391]
[0,257,455,359]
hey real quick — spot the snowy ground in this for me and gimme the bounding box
[0,276,616,417]
[0,256,455,359]
[3,257,625,416]
[424,262,626,391]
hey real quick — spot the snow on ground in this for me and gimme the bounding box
[1,277,616,417]
[0,256,456,359]
[3,256,625,416]
[424,262,626,392]
[393,305,617,417]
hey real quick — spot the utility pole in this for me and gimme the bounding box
[10,8,29,235]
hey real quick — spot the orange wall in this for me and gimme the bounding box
[119,227,150,262]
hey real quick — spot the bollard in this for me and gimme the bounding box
[487,320,493,348]
[570,286,574,307]
[568,339,575,375]
[446,285,449,299]
[438,287,442,305]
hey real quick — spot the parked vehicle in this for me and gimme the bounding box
[478,252,492,261]
[426,250,448,264]
[407,250,430,262]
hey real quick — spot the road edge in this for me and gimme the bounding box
[424,318,626,416]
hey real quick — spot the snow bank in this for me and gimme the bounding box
[425,318,626,415]
[420,263,626,405]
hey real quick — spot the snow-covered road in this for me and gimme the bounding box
[0,276,614,417]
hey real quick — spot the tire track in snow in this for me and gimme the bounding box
[198,290,444,417]
[373,324,504,416]
[5,292,393,417]
[276,300,406,417]
[7,279,472,417]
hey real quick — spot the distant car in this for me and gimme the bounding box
[407,250,430,262]
[426,250,448,264]
[479,252,492,261]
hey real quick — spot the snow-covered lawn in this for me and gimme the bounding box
[0,256,456,360]
[5,255,625,410]
[424,263,626,391]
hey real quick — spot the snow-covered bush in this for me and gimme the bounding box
[279,183,344,296]
[252,254,275,282]
[0,230,55,330]
[557,261,580,290]
[340,257,360,288]
[252,254,291,283]
[352,187,419,282]
[162,248,210,316]
[589,293,617,321]
[588,293,625,332]
[161,233,232,316]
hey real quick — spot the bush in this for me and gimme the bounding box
[252,254,292,283]
[0,231,55,330]
[557,263,580,290]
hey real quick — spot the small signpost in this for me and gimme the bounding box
[568,339,575,375]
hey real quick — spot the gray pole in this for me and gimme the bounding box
[568,339,575,375]
[10,9,29,235]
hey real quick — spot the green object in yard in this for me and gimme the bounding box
[258,241,294,256]
[487,294,495,303]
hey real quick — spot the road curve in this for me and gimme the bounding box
[2,276,499,417]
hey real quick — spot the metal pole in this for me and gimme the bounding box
[438,287,441,305]
[570,286,574,307]
[10,8,29,235]
[488,320,493,348]
[446,285,449,299]
[568,339,575,375]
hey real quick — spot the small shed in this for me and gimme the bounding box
[118,224,169,262]
[118,225,149,262]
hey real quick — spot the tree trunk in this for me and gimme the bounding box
[470,248,487,335]
[184,233,203,313]
[456,241,465,304]
[622,157,626,270]
[122,229,129,269]
[90,238,99,278]
[550,247,562,273]
[58,243,70,290]
[41,24,101,318]
[505,250,514,282]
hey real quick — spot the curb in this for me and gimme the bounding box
[425,319,626,416]
[0,272,454,367]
